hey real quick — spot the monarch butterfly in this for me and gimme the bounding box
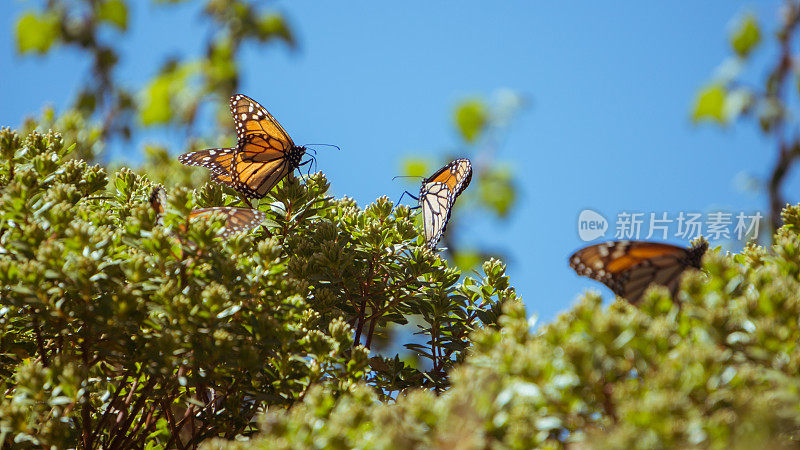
[148,186,268,239]
[569,239,708,304]
[178,94,308,199]
[149,185,167,221]
[187,207,268,239]
[401,159,472,249]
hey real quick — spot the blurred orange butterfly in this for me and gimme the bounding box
[401,159,472,249]
[149,186,268,239]
[569,239,708,304]
[179,94,309,199]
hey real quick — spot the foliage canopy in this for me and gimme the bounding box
[0,128,513,447]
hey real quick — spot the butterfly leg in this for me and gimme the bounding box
[397,191,420,206]
[299,158,314,179]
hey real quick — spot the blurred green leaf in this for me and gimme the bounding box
[401,157,430,179]
[97,0,129,31]
[15,12,60,54]
[453,249,481,271]
[692,84,727,124]
[730,14,761,58]
[258,13,295,47]
[140,62,198,126]
[454,99,488,143]
[479,167,516,218]
[140,76,172,126]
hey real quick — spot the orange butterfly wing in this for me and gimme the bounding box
[231,134,305,199]
[424,159,473,197]
[569,240,707,304]
[228,95,306,199]
[179,95,306,198]
[419,159,473,249]
[178,147,240,191]
[230,94,296,146]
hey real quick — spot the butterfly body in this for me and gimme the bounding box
[418,159,473,249]
[179,94,311,199]
[569,239,708,304]
[230,133,306,199]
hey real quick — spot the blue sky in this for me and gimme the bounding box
[1,1,792,323]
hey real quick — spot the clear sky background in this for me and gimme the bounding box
[1,1,794,323]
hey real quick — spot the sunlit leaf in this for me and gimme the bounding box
[692,84,727,124]
[730,14,761,58]
[258,13,295,47]
[139,62,198,126]
[401,157,430,179]
[453,250,481,271]
[140,76,172,125]
[97,0,129,31]
[479,167,515,218]
[15,12,60,54]
[454,99,488,143]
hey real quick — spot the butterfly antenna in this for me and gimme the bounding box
[392,175,423,181]
[305,143,341,151]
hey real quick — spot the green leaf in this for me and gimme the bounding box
[479,167,515,218]
[401,158,430,178]
[453,250,481,271]
[97,0,129,31]
[692,84,727,124]
[258,13,295,47]
[454,99,488,143]
[15,12,60,54]
[730,14,760,58]
[140,62,198,125]
[140,75,172,126]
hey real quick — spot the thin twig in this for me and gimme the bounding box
[766,2,800,234]
[89,365,135,448]
[31,313,49,367]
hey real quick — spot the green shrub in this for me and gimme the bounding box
[0,128,511,447]
[7,125,800,449]
[213,215,800,448]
